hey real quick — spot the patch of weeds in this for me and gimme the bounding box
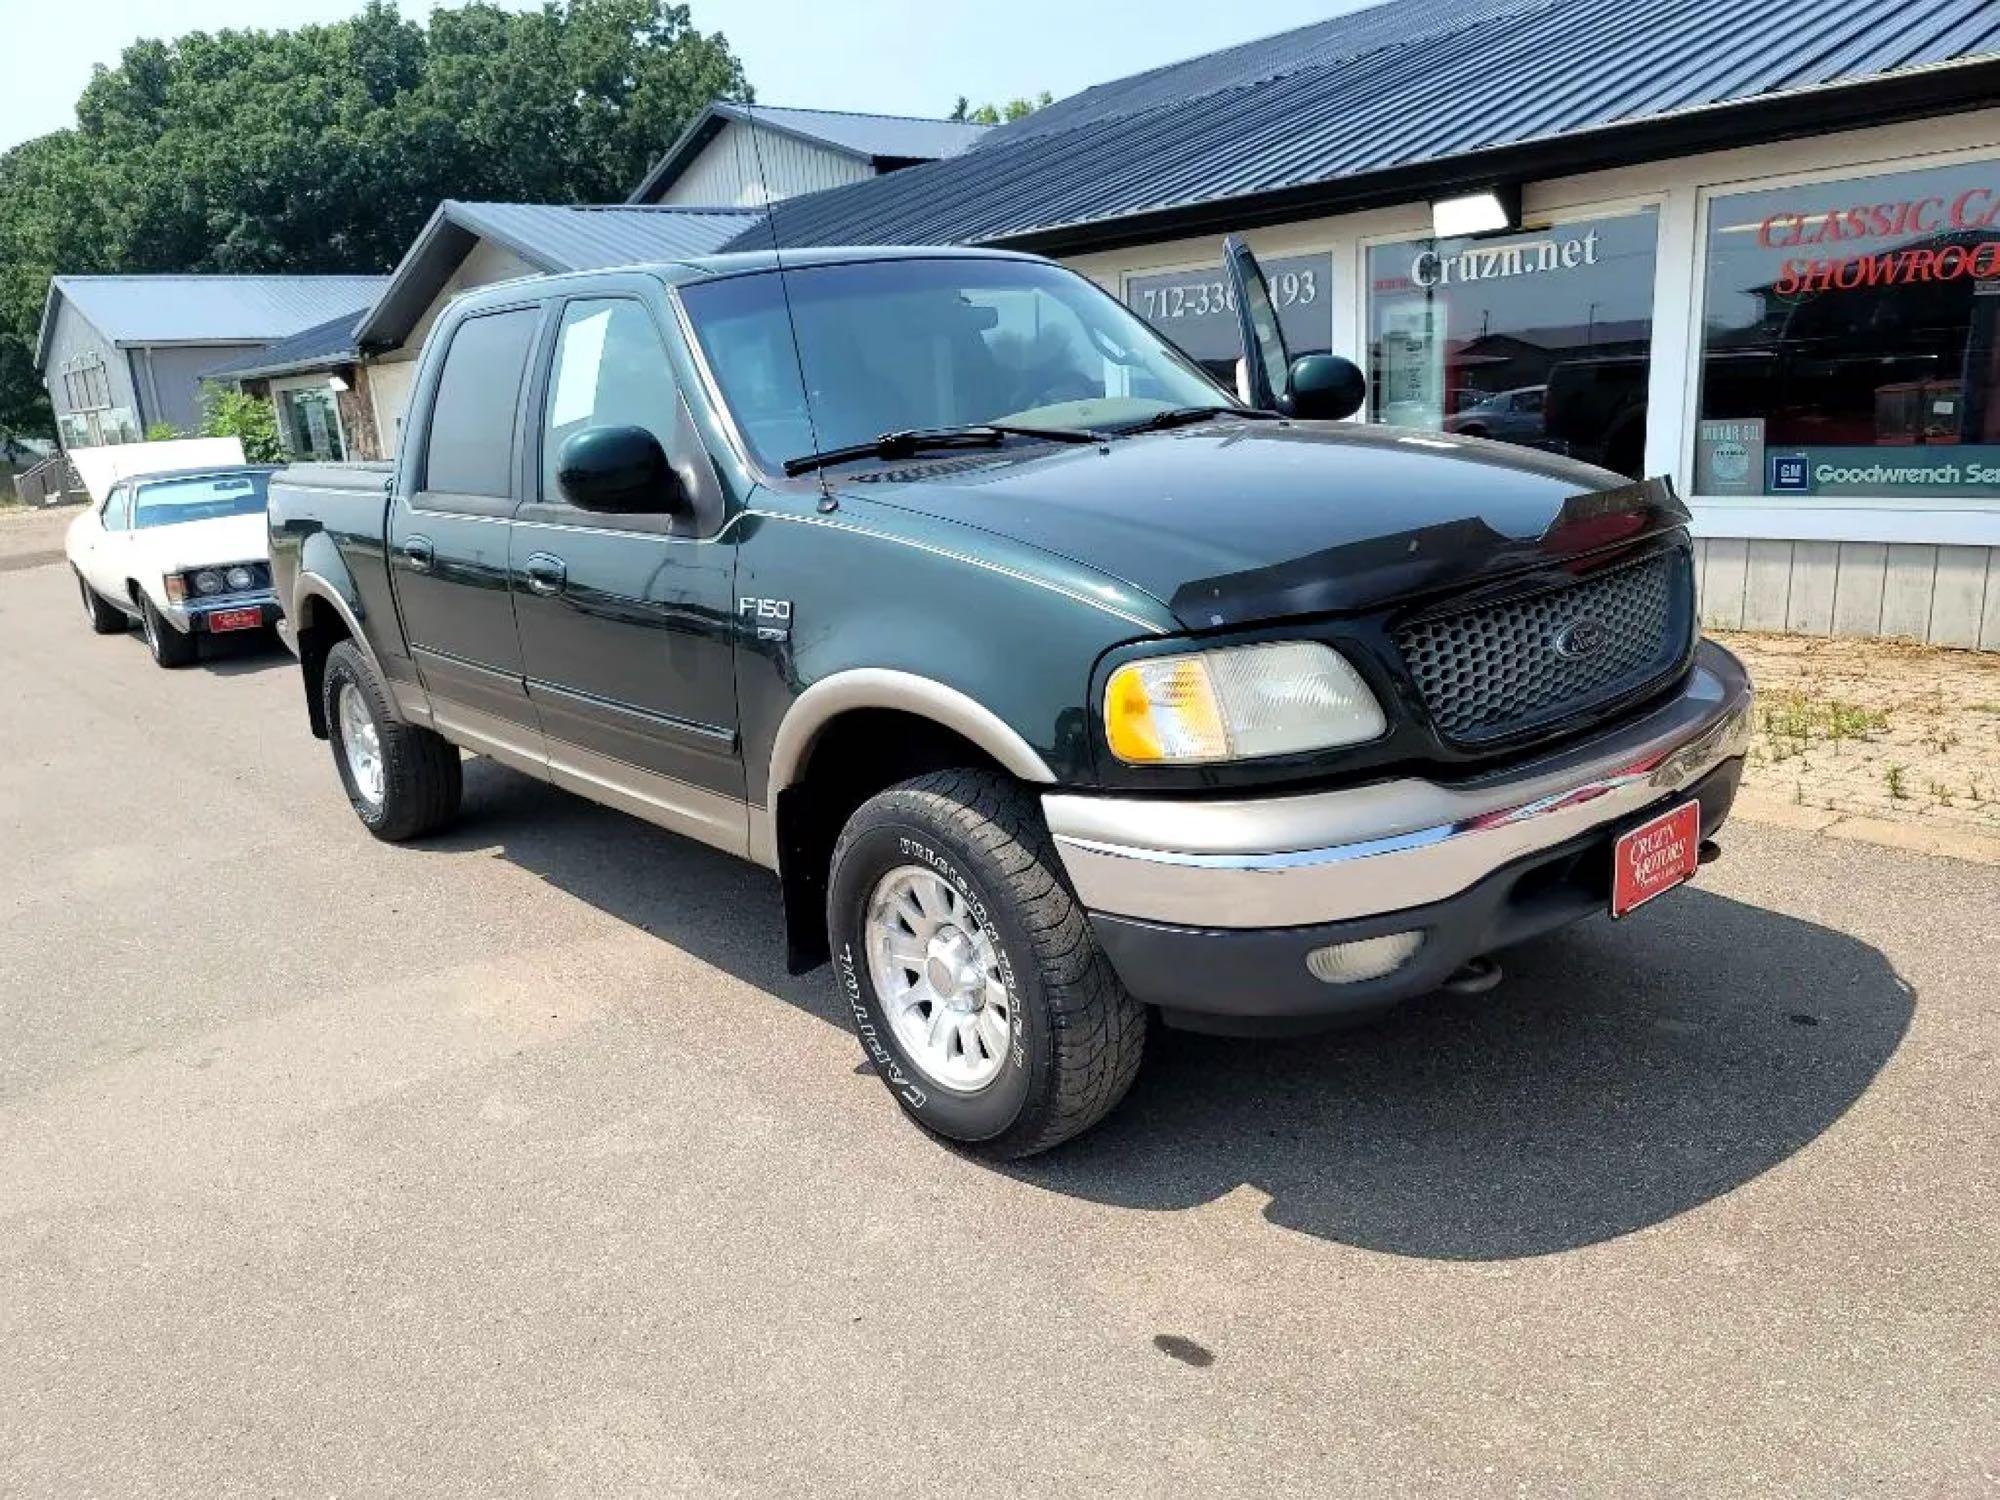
[1885,764,1909,800]
[1930,780,1955,807]
[1824,700,1889,743]
[1760,691,1813,763]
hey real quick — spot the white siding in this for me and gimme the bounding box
[1693,538,1997,648]
[363,236,541,446]
[659,121,872,207]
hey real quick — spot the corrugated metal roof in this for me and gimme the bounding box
[741,0,2000,253]
[450,201,766,270]
[628,101,989,204]
[200,307,369,383]
[712,103,991,163]
[354,201,766,350]
[43,274,388,349]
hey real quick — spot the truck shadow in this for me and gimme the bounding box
[434,758,1914,1262]
[198,633,294,676]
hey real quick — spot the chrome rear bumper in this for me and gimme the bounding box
[1045,640,1753,930]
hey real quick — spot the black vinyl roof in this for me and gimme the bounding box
[738,0,2000,256]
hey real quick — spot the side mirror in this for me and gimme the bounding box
[556,425,686,514]
[1286,355,1368,422]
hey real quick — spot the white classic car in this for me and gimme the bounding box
[67,465,283,667]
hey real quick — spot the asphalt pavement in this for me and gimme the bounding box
[2,553,1995,1496]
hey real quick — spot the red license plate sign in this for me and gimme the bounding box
[208,607,263,633]
[1612,800,1702,917]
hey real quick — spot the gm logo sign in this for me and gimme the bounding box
[1769,454,1810,492]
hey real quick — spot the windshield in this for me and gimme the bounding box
[678,257,1236,471]
[133,472,270,529]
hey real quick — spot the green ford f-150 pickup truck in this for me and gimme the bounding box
[267,239,1752,1157]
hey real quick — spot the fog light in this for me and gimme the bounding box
[1306,931,1424,985]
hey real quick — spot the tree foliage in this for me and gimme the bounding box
[198,387,284,464]
[0,0,748,439]
[950,91,1052,126]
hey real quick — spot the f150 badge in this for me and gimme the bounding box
[740,596,793,643]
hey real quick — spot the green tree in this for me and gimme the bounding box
[0,0,749,441]
[959,90,1052,126]
[198,386,284,464]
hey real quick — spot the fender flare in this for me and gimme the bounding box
[766,668,1057,800]
[293,571,387,680]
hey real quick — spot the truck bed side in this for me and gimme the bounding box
[267,459,414,737]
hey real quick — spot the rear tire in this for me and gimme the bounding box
[322,639,462,841]
[139,595,198,667]
[77,572,126,635]
[827,769,1147,1159]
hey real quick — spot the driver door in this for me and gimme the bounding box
[1222,236,1294,414]
[79,483,134,598]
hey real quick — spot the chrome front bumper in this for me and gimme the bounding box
[163,590,282,633]
[1046,640,1754,931]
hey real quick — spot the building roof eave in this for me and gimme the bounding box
[986,57,2000,260]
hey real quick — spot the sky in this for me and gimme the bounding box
[0,0,1362,154]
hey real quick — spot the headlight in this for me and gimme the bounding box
[225,565,254,592]
[193,569,225,596]
[1104,641,1385,765]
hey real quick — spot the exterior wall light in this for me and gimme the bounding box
[1432,187,1521,238]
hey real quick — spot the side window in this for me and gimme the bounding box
[101,485,131,530]
[421,307,539,504]
[541,299,678,502]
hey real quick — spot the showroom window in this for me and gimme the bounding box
[1125,253,1333,385]
[1696,156,2000,501]
[1366,209,1659,476]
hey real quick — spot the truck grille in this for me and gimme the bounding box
[1394,549,1691,745]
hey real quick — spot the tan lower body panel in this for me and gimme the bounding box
[426,694,758,863]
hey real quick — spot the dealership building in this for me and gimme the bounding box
[736,0,2000,650]
[76,0,2000,648]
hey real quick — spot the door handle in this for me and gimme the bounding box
[401,536,435,573]
[524,552,567,596]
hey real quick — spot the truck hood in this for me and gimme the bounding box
[840,422,1688,629]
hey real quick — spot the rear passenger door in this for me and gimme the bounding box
[509,292,746,851]
[388,304,546,769]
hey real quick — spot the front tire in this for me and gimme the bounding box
[139,595,198,667]
[828,769,1146,1159]
[77,572,126,635]
[322,639,462,841]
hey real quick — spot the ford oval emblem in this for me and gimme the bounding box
[1553,618,1609,661]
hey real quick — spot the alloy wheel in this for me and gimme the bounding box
[863,864,1014,1093]
[337,682,386,809]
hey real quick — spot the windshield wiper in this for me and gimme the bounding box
[1108,404,1283,435]
[782,423,1104,477]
